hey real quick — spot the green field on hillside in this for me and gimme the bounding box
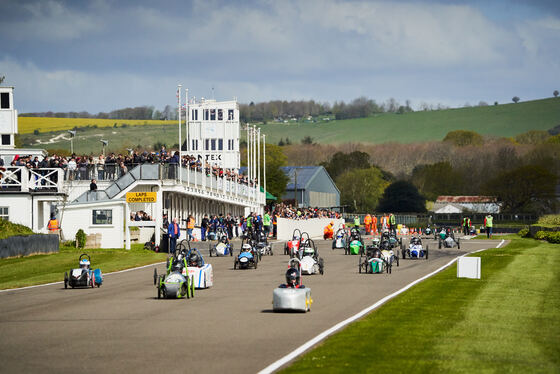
[260,98,560,144]
[18,98,560,154]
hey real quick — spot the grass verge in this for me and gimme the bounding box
[281,238,560,373]
[0,244,167,290]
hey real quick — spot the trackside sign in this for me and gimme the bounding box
[126,192,157,203]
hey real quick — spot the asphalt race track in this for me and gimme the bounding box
[0,237,502,373]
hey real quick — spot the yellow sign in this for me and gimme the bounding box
[126,192,157,203]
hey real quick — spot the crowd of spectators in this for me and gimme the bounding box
[2,147,258,187]
[272,203,340,220]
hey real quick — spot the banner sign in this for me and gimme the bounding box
[126,192,157,203]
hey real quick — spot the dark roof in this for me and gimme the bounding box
[436,196,497,203]
[281,166,323,190]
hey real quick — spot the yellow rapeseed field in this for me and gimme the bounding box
[18,117,176,134]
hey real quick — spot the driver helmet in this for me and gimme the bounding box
[220,235,228,244]
[188,251,200,267]
[412,237,420,245]
[79,258,90,269]
[242,243,252,252]
[285,267,300,287]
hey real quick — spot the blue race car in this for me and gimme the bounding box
[234,240,258,269]
[64,253,103,288]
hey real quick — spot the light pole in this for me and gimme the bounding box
[67,130,76,154]
[100,139,108,156]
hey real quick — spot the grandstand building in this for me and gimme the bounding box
[0,86,265,248]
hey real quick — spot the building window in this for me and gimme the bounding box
[0,93,9,109]
[204,109,209,120]
[218,109,223,121]
[205,139,209,150]
[228,109,234,120]
[92,209,112,225]
[210,109,216,120]
[211,139,216,150]
[192,139,199,151]
[191,109,198,121]
[0,207,8,220]
[1,135,10,145]
[218,139,223,150]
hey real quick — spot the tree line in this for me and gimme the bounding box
[282,129,559,214]
[20,105,178,121]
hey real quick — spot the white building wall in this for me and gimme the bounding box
[0,195,32,228]
[61,201,125,248]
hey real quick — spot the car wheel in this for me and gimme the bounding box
[359,261,362,273]
[64,272,68,289]
[457,238,461,249]
[254,260,258,269]
[157,284,162,299]
[234,260,237,270]
[396,256,399,267]
[91,273,95,288]
[402,249,406,259]
[153,268,158,285]
[438,239,442,249]
[191,281,195,298]
[425,246,429,260]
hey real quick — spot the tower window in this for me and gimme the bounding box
[0,93,9,109]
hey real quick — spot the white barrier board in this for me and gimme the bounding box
[277,218,346,241]
[457,257,481,279]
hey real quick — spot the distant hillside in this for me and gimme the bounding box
[258,98,560,144]
[18,97,560,154]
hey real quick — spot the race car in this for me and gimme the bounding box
[438,228,461,249]
[378,236,400,270]
[234,240,258,269]
[255,231,273,257]
[64,253,103,289]
[284,229,302,256]
[345,227,364,255]
[358,245,388,274]
[209,233,233,257]
[403,236,428,259]
[332,226,348,250]
[422,225,434,239]
[153,250,194,299]
[185,245,213,289]
[273,260,312,312]
[296,238,324,275]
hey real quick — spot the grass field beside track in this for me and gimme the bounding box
[282,238,560,373]
[18,117,174,134]
[0,244,167,290]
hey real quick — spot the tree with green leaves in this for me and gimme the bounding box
[301,136,314,145]
[553,90,558,98]
[377,181,426,213]
[512,96,520,103]
[336,167,389,213]
[321,151,370,181]
[411,162,464,201]
[484,165,556,213]
[261,144,289,200]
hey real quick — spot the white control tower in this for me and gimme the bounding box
[0,86,17,149]
[187,98,240,169]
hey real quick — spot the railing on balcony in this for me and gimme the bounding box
[73,163,265,206]
[0,167,64,193]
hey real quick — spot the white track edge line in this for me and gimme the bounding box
[0,261,165,293]
[258,240,506,374]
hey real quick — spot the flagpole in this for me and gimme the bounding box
[257,127,261,203]
[177,84,182,182]
[263,133,266,205]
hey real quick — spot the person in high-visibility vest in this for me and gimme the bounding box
[187,215,195,241]
[389,213,396,235]
[371,215,378,234]
[380,214,388,231]
[323,221,334,240]
[364,214,372,235]
[263,211,271,237]
[462,216,471,235]
[47,216,60,235]
[484,214,493,239]
[353,216,360,228]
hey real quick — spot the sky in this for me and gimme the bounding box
[0,0,559,113]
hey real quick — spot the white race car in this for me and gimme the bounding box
[297,239,324,275]
[273,259,312,312]
[185,246,213,289]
